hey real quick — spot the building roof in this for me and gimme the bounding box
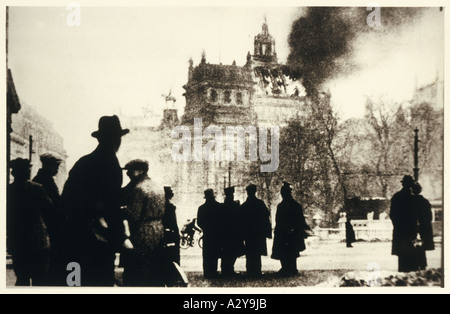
[190,63,254,87]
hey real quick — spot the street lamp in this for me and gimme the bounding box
[413,128,420,181]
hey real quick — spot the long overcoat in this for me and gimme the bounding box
[61,146,125,253]
[271,198,309,260]
[221,199,245,258]
[390,188,417,256]
[7,181,52,255]
[414,194,435,251]
[123,176,166,254]
[197,199,223,255]
[241,196,272,256]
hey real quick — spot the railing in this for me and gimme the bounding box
[314,226,393,242]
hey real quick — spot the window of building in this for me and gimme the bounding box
[224,90,232,103]
[236,92,243,105]
[210,89,217,102]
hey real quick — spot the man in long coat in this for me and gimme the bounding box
[220,186,245,277]
[197,189,222,279]
[271,182,310,276]
[33,153,65,285]
[121,159,166,286]
[163,186,180,265]
[7,158,52,286]
[241,184,272,277]
[61,115,128,286]
[412,182,434,270]
[390,175,419,272]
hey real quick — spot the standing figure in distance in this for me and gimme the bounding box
[163,186,181,266]
[33,153,65,285]
[412,182,434,270]
[390,175,419,272]
[241,184,272,278]
[121,159,166,286]
[7,158,52,286]
[221,186,245,277]
[271,182,310,276]
[61,115,129,286]
[345,217,356,248]
[197,189,222,279]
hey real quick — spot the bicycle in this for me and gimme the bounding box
[180,231,203,249]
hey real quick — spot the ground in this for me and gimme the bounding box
[5,240,442,288]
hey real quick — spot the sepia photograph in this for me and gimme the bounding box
[3,2,446,294]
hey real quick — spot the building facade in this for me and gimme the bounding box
[10,102,68,189]
[119,20,310,223]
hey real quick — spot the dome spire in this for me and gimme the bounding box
[262,15,269,35]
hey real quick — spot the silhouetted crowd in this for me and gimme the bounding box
[7,116,181,287]
[197,183,311,279]
[390,175,435,273]
[7,115,435,287]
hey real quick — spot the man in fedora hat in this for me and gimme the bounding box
[221,186,245,277]
[241,184,272,277]
[390,175,419,272]
[197,189,223,278]
[61,115,129,286]
[33,153,65,285]
[7,158,52,286]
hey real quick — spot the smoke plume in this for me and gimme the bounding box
[287,7,426,96]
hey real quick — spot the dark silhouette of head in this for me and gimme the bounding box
[281,182,293,199]
[40,153,62,176]
[246,184,257,197]
[10,158,32,182]
[412,182,422,196]
[204,189,215,201]
[401,175,414,189]
[164,186,174,201]
[92,115,129,153]
[123,159,149,182]
[224,186,235,200]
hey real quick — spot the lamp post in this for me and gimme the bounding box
[228,162,232,188]
[413,128,420,181]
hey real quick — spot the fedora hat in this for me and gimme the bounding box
[401,175,414,185]
[281,181,292,193]
[204,189,215,198]
[224,186,235,195]
[91,115,129,139]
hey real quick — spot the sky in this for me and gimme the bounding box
[7,6,444,169]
